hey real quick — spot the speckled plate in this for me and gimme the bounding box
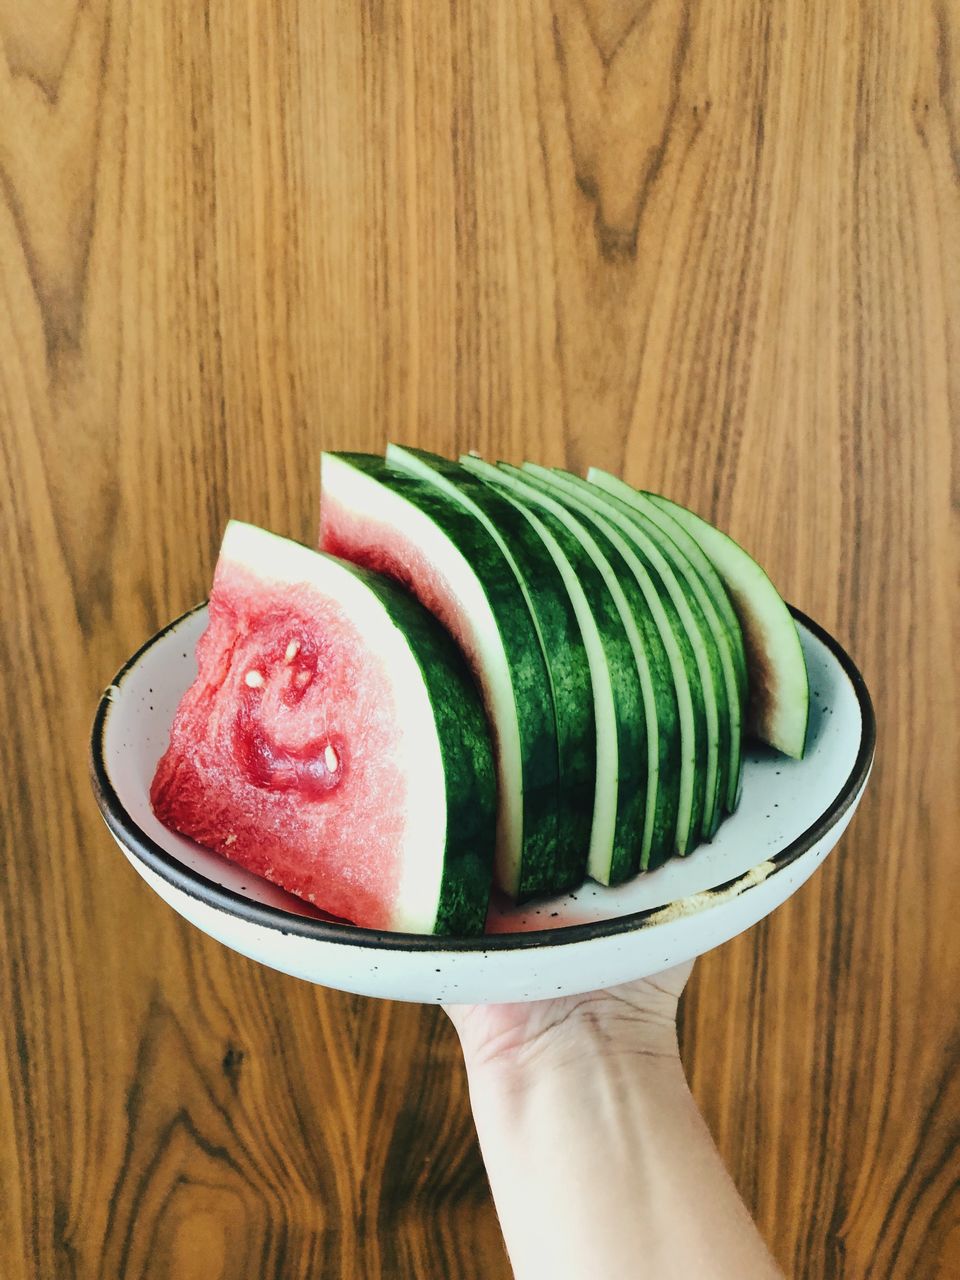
[90,604,874,1003]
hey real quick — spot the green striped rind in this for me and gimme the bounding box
[355,563,497,935]
[512,465,704,857]
[463,457,654,878]
[586,470,746,810]
[463,455,650,885]
[644,493,809,759]
[543,468,739,830]
[323,453,559,901]
[587,469,749,706]
[386,446,595,890]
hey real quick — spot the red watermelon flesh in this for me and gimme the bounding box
[151,526,440,931]
[322,485,477,665]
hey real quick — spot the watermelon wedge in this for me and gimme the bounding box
[150,521,496,935]
[530,465,738,833]
[319,451,563,902]
[460,454,657,880]
[501,463,704,857]
[384,445,596,891]
[613,486,810,759]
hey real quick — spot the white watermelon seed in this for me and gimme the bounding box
[244,670,264,688]
[284,639,300,662]
[223,833,237,846]
[324,744,339,772]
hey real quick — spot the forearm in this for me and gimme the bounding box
[463,1040,783,1280]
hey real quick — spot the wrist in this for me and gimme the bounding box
[456,1004,685,1085]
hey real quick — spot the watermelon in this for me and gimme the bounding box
[460,453,654,882]
[319,451,562,901]
[584,468,748,809]
[634,490,809,758]
[383,445,596,889]
[503,463,705,857]
[528,465,738,835]
[150,521,496,935]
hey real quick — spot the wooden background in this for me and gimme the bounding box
[1,2,957,1276]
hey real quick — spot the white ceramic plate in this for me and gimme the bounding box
[91,604,875,1003]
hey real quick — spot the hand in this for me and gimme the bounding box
[445,959,695,1073]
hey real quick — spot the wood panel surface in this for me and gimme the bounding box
[1,2,958,1277]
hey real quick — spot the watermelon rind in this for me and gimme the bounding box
[320,453,559,901]
[385,444,596,890]
[587,469,749,705]
[535,466,736,834]
[463,456,665,878]
[506,464,706,858]
[639,491,809,759]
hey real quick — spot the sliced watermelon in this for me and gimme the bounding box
[587,469,749,705]
[506,464,704,857]
[461,453,653,882]
[642,493,809,758]
[150,521,496,936]
[384,444,596,889]
[319,452,561,901]
[533,465,739,832]
[586,467,747,810]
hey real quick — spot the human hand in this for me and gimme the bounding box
[445,959,695,1074]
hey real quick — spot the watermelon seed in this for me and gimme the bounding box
[285,639,300,662]
[244,670,265,688]
[224,834,237,846]
[324,744,339,772]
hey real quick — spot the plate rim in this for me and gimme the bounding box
[90,603,876,954]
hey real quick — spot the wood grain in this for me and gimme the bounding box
[1,1,958,1276]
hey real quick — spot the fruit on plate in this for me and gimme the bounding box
[495,461,706,858]
[150,520,496,935]
[148,447,809,937]
[527,464,740,831]
[460,454,657,881]
[588,471,809,758]
[319,451,564,901]
[384,444,597,890]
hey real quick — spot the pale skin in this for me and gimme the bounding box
[445,962,784,1280]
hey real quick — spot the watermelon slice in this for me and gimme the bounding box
[503,464,704,857]
[383,445,596,890]
[150,521,496,936]
[530,465,737,835]
[460,455,657,880]
[586,469,749,704]
[319,451,562,902]
[631,489,810,758]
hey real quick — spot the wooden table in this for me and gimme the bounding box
[2,4,957,1277]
